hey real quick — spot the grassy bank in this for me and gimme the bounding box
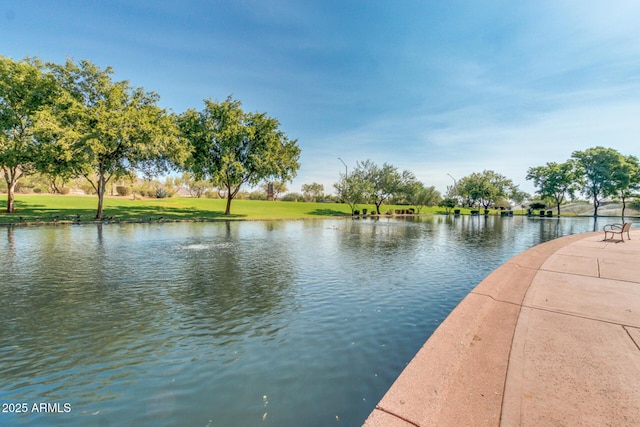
[3,194,637,226]
[0,194,473,225]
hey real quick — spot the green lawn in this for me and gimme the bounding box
[0,194,520,225]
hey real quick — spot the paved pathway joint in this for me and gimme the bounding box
[364,229,640,427]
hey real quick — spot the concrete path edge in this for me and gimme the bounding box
[362,231,604,427]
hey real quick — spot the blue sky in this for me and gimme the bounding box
[2,0,640,195]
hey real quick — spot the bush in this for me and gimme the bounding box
[133,184,155,198]
[155,188,168,199]
[17,186,32,194]
[81,183,96,195]
[14,181,27,192]
[32,187,43,194]
[236,191,250,200]
[59,187,71,195]
[281,192,303,202]
[249,190,267,200]
[529,202,546,210]
[116,185,132,196]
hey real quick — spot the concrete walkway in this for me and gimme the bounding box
[364,228,640,426]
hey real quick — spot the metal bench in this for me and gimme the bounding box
[603,222,632,242]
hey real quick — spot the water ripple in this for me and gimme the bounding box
[0,217,599,426]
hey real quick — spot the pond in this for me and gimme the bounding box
[0,215,600,426]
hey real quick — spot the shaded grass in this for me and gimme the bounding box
[0,195,353,224]
[0,194,526,225]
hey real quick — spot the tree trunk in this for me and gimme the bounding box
[3,167,20,213]
[96,174,106,220]
[557,201,561,218]
[622,196,627,218]
[225,194,232,215]
[593,198,599,217]
[6,181,16,213]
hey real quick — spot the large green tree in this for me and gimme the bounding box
[0,56,59,212]
[47,59,182,220]
[334,170,370,215]
[456,170,516,210]
[179,97,300,215]
[351,160,404,214]
[408,184,442,213]
[399,172,442,213]
[571,146,624,217]
[181,172,210,198]
[611,154,640,218]
[526,161,578,217]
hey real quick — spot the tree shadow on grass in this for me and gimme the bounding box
[307,208,350,216]
[0,199,243,224]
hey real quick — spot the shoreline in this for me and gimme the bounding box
[1,212,638,228]
[364,229,640,426]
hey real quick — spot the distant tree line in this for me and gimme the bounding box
[527,146,640,217]
[448,170,525,212]
[334,146,639,218]
[333,159,443,215]
[4,57,637,220]
[0,56,300,218]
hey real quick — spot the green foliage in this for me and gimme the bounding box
[356,160,401,214]
[571,146,625,217]
[116,185,132,196]
[181,172,209,198]
[301,182,324,202]
[249,190,268,200]
[456,170,517,209]
[438,198,456,215]
[132,182,153,197]
[261,181,287,200]
[334,169,370,215]
[611,154,640,217]
[403,182,442,213]
[0,55,60,211]
[204,190,219,199]
[179,96,300,214]
[338,160,423,215]
[281,192,303,202]
[80,182,96,195]
[526,161,578,216]
[47,59,183,219]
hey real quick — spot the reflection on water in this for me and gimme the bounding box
[0,216,598,426]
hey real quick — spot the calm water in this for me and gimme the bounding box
[0,216,599,426]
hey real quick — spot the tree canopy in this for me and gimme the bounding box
[526,161,578,217]
[571,146,624,217]
[456,170,516,210]
[179,97,300,215]
[301,182,324,202]
[0,56,59,212]
[44,59,183,219]
[354,160,402,214]
[611,154,640,217]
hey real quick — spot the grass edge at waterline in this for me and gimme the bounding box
[0,194,535,225]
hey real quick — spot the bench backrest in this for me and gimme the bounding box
[623,222,632,232]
